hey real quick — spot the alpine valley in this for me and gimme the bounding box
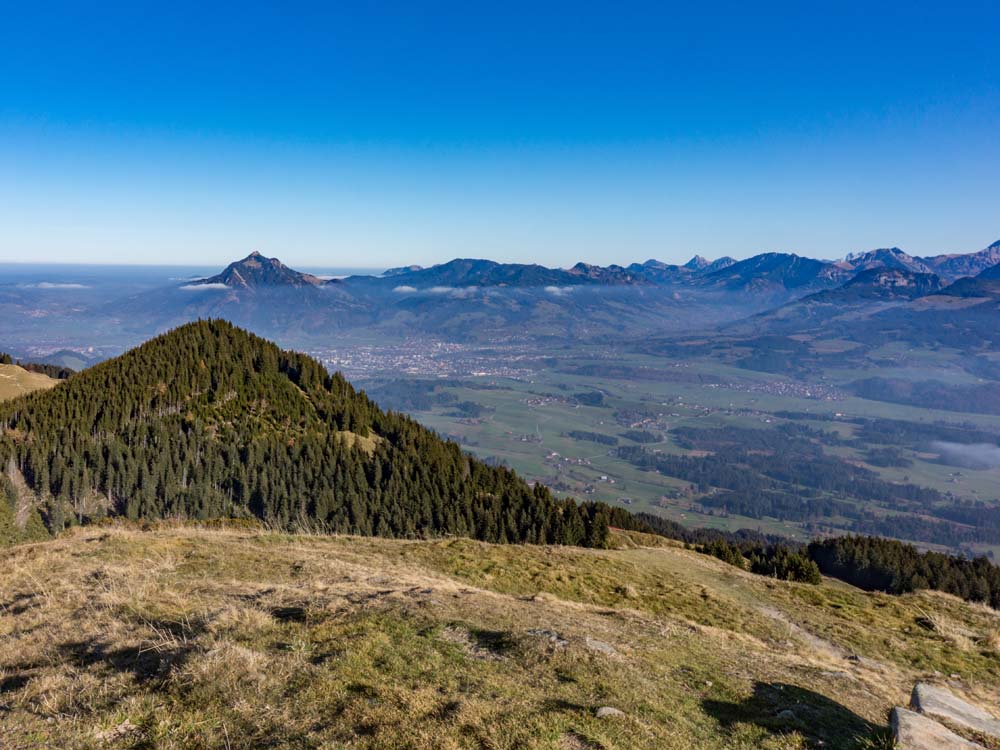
[3,241,1000,749]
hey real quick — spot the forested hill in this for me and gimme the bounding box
[0,320,609,545]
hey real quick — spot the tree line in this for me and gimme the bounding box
[0,352,74,379]
[612,511,999,608]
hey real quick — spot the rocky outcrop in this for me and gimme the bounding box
[910,682,1000,741]
[892,682,1000,749]
[892,707,984,749]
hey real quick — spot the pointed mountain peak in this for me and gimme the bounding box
[683,255,710,270]
[192,253,321,289]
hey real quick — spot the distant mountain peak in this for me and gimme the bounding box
[192,252,322,289]
[844,247,933,275]
[381,265,424,277]
[683,255,709,270]
[698,252,851,292]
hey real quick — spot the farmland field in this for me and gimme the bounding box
[361,343,1000,560]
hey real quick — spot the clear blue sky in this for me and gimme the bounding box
[1,1,997,267]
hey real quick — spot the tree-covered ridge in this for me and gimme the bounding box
[614,511,1000,609]
[0,320,607,545]
[809,536,1000,609]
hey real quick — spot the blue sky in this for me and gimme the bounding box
[1,1,997,267]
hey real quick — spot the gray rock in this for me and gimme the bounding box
[891,707,984,749]
[595,706,625,719]
[911,682,1000,740]
[584,637,618,657]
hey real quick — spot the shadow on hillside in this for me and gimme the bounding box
[57,621,203,687]
[58,639,196,685]
[703,682,891,749]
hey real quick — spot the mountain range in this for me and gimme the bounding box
[142,239,1000,341]
[4,238,997,351]
[183,239,1000,298]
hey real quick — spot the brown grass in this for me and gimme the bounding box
[0,525,996,749]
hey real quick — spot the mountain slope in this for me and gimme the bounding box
[808,267,944,304]
[728,268,947,337]
[1,524,998,749]
[833,267,944,299]
[924,239,1000,281]
[0,320,606,544]
[975,260,1000,281]
[697,253,852,294]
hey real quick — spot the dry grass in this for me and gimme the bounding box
[0,364,57,401]
[335,429,384,456]
[0,525,996,749]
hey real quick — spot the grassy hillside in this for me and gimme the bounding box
[0,363,57,401]
[1,525,997,749]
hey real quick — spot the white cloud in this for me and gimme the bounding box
[393,285,417,293]
[932,441,1000,469]
[423,286,479,298]
[20,282,90,289]
[544,286,575,296]
[179,283,229,291]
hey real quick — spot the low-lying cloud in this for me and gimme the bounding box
[544,286,575,297]
[421,286,478,298]
[20,282,90,289]
[932,441,1000,469]
[179,282,229,291]
[393,285,417,293]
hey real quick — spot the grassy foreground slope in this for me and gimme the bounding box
[1,525,998,749]
[0,363,57,401]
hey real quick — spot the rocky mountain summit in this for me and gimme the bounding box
[191,251,323,288]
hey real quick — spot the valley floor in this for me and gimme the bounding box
[1,525,998,749]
